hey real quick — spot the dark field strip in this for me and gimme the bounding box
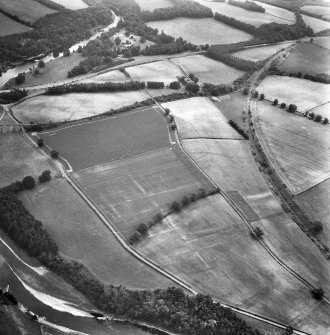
[40,106,169,171]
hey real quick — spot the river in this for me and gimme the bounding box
[0,11,120,88]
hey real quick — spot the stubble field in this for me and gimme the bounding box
[0,12,33,37]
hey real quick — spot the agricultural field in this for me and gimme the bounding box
[257,75,330,118]
[301,14,330,33]
[301,5,330,19]
[192,0,295,26]
[40,106,169,170]
[135,0,174,11]
[146,18,253,45]
[82,70,129,83]
[162,97,243,139]
[126,60,183,85]
[278,42,330,75]
[0,0,57,23]
[295,179,330,245]
[255,102,330,194]
[232,42,295,62]
[73,147,212,238]
[313,36,330,50]
[12,91,147,124]
[51,0,88,10]
[171,55,244,85]
[0,12,33,37]
[137,194,330,333]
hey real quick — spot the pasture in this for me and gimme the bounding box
[19,177,176,289]
[82,70,129,83]
[137,194,329,333]
[278,42,330,75]
[135,0,173,11]
[146,18,253,45]
[192,0,295,26]
[0,12,32,37]
[50,0,88,10]
[301,5,330,19]
[12,91,147,124]
[257,76,330,118]
[301,14,330,33]
[126,60,183,85]
[314,36,330,50]
[0,0,57,23]
[172,55,244,85]
[162,97,243,139]
[255,102,330,194]
[232,42,294,62]
[73,147,212,238]
[40,106,169,170]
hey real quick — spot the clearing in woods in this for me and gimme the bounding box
[171,55,244,85]
[0,12,32,37]
[255,101,330,195]
[162,97,243,139]
[0,0,57,23]
[134,0,174,11]
[39,106,169,171]
[50,0,88,10]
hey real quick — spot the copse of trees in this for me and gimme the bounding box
[147,81,165,89]
[186,82,200,93]
[229,0,265,13]
[214,12,257,35]
[15,73,26,85]
[203,82,234,96]
[169,81,180,90]
[0,88,27,104]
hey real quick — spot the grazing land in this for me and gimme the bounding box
[257,75,330,117]
[82,70,129,83]
[255,102,330,194]
[146,18,253,45]
[172,55,244,84]
[137,194,329,333]
[12,91,146,124]
[278,42,330,75]
[301,5,330,19]
[40,106,169,170]
[192,0,295,26]
[126,60,183,85]
[232,42,294,61]
[0,12,33,37]
[135,0,174,11]
[0,0,57,23]
[301,14,330,33]
[162,97,243,139]
[314,36,330,50]
[73,147,212,238]
[51,0,88,10]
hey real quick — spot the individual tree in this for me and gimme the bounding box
[311,221,323,235]
[53,51,59,58]
[137,223,149,235]
[273,99,278,106]
[15,73,25,85]
[309,111,315,119]
[288,104,297,113]
[77,45,83,53]
[51,150,59,159]
[22,176,36,190]
[170,123,177,131]
[253,91,259,99]
[37,138,44,147]
[188,73,195,80]
[314,114,322,122]
[38,60,45,68]
[280,102,286,108]
[63,49,70,57]
[129,231,142,244]
[253,226,264,238]
[169,81,180,90]
[164,108,170,115]
[186,82,199,93]
[311,287,325,300]
[322,117,329,124]
[171,201,181,212]
[259,93,265,100]
[39,170,51,183]
[193,77,199,84]
[181,196,190,207]
[242,87,249,95]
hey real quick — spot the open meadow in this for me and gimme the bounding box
[12,91,147,124]
[0,12,33,37]
[51,0,88,10]
[171,55,244,85]
[73,147,212,238]
[162,97,243,139]
[40,106,169,170]
[146,18,253,45]
[232,42,295,62]
[126,60,182,84]
[135,0,174,11]
[137,194,330,334]
[257,75,330,118]
[278,42,330,75]
[0,0,57,23]
[255,102,330,194]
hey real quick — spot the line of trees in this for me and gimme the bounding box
[228,0,265,13]
[228,120,249,139]
[0,88,27,104]
[147,81,165,89]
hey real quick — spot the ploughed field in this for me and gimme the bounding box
[12,91,147,124]
[278,42,330,75]
[146,18,253,45]
[257,75,330,118]
[39,106,169,170]
[0,0,57,23]
[254,101,330,195]
[0,12,32,37]
[171,55,244,85]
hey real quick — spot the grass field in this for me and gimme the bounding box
[12,91,147,124]
[137,194,329,333]
[232,42,294,61]
[301,14,330,33]
[162,97,243,139]
[257,76,330,118]
[0,0,57,23]
[135,0,174,11]
[126,60,182,85]
[255,102,330,194]
[314,36,330,50]
[147,18,253,45]
[40,106,169,170]
[278,42,330,75]
[171,55,244,85]
[0,12,33,37]
[193,0,295,26]
[301,5,330,18]
[51,0,88,10]
[73,147,212,238]
[82,70,129,83]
